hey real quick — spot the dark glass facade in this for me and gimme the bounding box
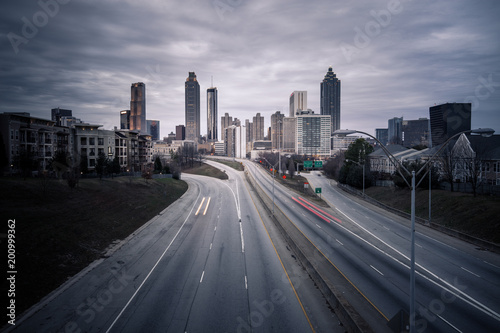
[320,67,341,133]
[185,72,200,142]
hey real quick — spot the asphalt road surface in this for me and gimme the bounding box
[8,167,340,332]
[244,161,500,333]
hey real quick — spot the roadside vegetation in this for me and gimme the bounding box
[321,139,500,244]
[364,186,500,244]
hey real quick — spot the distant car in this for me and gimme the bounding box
[317,174,321,176]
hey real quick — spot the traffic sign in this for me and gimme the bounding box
[304,161,313,168]
[314,160,323,168]
[315,187,322,194]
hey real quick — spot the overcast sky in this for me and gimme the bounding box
[1,0,499,139]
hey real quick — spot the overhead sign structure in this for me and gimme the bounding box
[314,160,323,168]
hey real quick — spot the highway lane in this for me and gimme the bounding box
[9,173,314,333]
[244,161,500,332]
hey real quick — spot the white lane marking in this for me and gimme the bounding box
[333,207,500,321]
[221,181,241,221]
[195,197,206,216]
[461,266,481,278]
[200,271,205,283]
[316,224,322,229]
[245,276,248,289]
[105,191,201,333]
[210,243,212,250]
[336,239,343,246]
[370,265,384,276]
[214,226,216,231]
[436,314,463,333]
[203,197,211,215]
[383,225,390,230]
[484,261,500,269]
[416,243,423,248]
[240,222,245,253]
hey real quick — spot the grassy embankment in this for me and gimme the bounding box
[364,186,500,244]
[0,162,227,317]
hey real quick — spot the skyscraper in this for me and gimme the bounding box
[388,117,403,144]
[271,111,285,150]
[120,110,130,130]
[221,113,233,142]
[289,91,307,117]
[147,120,160,141]
[429,103,471,146]
[320,67,341,132]
[296,114,331,156]
[185,72,200,142]
[207,87,218,142]
[176,125,186,140]
[130,82,146,133]
[253,113,264,141]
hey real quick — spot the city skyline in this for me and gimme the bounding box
[1,1,499,139]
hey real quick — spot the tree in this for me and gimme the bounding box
[80,154,89,175]
[339,139,374,189]
[51,149,70,179]
[95,152,108,179]
[323,151,345,180]
[154,156,162,173]
[109,156,120,178]
[287,159,295,178]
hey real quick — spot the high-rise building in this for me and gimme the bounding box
[320,67,341,132]
[429,103,471,146]
[271,111,285,150]
[147,120,160,141]
[207,87,218,142]
[289,91,307,117]
[51,107,72,126]
[375,128,388,146]
[185,72,200,142]
[283,117,296,152]
[388,117,403,144]
[252,113,264,141]
[176,125,186,140]
[130,82,146,133]
[402,118,429,148]
[296,114,331,156]
[221,113,233,142]
[120,110,130,130]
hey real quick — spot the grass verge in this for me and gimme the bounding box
[0,176,187,317]
[364,186,500,244]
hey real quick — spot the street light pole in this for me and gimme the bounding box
[333,127,494,333]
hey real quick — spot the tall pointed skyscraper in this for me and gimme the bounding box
[320,67,341,133]
[207,86,218,142]
[130,82,146,133]
[185,72,200,142]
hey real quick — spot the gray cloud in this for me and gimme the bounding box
[1,0,499,137]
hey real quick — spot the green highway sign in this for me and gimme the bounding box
[304,161,313,168]
[314,160,323,168]
[315,187,322,194]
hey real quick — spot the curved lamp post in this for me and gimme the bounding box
[333,127,494,333]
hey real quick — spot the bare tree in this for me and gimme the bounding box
[438,145,458,192]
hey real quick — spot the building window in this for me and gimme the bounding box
[81,137,87,145]
[98,148,104,156]
[89,159,95,167]
[89,148,95,156]
[494,162,499,173]
[98,138,104,145]
[81,148,87,156]
[89,137,95,145]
